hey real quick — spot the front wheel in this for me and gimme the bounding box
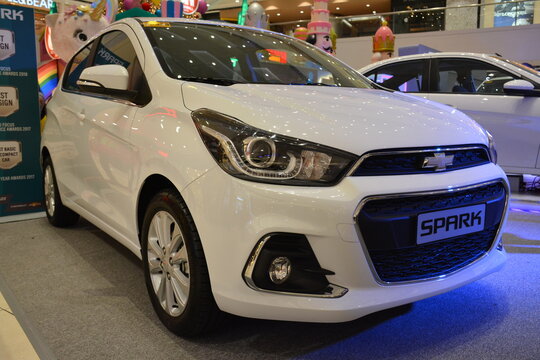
[141,189,222,336]
[43,156,79,227]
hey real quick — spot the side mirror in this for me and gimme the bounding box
[503,79,539,96]
[77,64,129,91]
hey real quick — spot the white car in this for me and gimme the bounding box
[359,52,540,176]
[41,19,508,336]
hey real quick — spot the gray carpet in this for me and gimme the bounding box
[0,205,539,360]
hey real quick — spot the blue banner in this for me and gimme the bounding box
[0,4,43,219]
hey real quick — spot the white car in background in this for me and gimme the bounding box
[360,52,540,176]
[41,20,508,336]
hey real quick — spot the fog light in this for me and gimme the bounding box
[268,257,291,284]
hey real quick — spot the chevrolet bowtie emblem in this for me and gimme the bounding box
[422,152,454,171]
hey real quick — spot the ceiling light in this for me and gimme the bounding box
[300,10,304,14]
[298,1,311,6]
[366,4,370,7]
[336,7,340,10]
[277,13,280,16]
[265,5,278,11]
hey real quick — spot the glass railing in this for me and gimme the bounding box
[269,0,539,39]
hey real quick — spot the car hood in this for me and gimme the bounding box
[181,83,487,155]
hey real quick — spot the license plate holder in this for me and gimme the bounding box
[416,204,486,245]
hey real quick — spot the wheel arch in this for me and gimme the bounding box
[41,146,51,169]
[136,174,181,243]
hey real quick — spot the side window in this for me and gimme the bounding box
[367,61,425,92]
[434,59,520,94]
[96,31,136,71]
[63,41,94,91]
[96,31,151,105]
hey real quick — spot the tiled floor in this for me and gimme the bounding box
[0,292,40,360]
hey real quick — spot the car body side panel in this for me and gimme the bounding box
[76,97,140,239]
[42,98,82,204]
[427,93,540,175]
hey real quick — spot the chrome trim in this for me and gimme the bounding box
[61,88,139,107]
[353,178,509,286]
[243,235,349,298]
[346,145,491,177]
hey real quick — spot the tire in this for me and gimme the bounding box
[141,189,222,337]
[43,156,80,227]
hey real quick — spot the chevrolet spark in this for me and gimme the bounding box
[41,18,508,336]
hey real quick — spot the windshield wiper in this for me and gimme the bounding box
[288,82,337,87]
[179,77,245,86]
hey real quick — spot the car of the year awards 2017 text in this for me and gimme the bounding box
[360,52,540,177]
[41,19,509,336]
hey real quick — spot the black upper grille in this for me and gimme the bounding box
[357,181,506,283]
[352,146,490,176]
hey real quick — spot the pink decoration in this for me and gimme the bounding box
[182,0,199,15]
[375,26,394,41]
[123,0,142,10]
[307,0,331,35]
[161,0,183,17]
[197,0,207,14]
[293,27,308,41]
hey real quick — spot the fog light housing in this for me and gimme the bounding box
[269,256,291,284]
[244,233,337,295]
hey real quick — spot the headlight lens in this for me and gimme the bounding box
[486,130,497,164]
[192,109,358,185]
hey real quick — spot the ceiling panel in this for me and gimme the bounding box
[207,0,391,23]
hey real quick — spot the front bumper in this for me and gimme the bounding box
[182,163,508,322]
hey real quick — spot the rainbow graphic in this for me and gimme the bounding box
[38,61,58,100]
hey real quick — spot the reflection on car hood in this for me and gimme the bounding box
[182,83,487,155]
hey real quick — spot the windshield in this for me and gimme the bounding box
[491,56,540,78]
[142,21,372,88]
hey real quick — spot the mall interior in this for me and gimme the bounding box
[0,0,539,359]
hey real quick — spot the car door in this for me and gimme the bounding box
[51,41,96,205]
[59,28,151,239]
[427,58,540,175]
[364,59,430,98]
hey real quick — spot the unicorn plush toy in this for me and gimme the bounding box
[45,0,115,62]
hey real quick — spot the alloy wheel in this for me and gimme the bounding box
[147,210,190,317]
[44,165,56,216]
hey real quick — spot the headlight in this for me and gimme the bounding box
[192,109,358,186]
[486,130,497,164]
